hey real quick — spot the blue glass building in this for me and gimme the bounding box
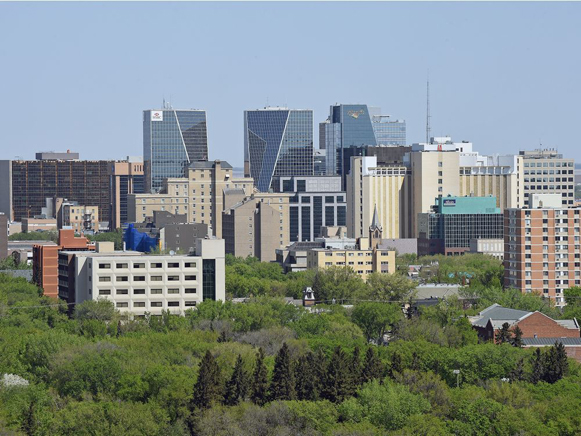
[322,104,406,177]
[144,108,208,193]
[244,108,313,192]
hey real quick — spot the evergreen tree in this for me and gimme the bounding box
[251,347,269,406]
[192,350,223,409]
[269,342,296,401]
[411,351,421,371]
[530,348,544,384]
[388,350,403,379]
[508,357,525,382]
[322,346,350,402]
[295,351,320,401]
[223,354,248,406]
[543,341,569,384]
[511,326,523,348]
[217,331,228,343]
[347,346,362,395]
[361,347,383,384]
[495,322,513,344]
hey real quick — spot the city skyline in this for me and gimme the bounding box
[1,3,580,167]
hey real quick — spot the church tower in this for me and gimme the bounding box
[369,204,383,248]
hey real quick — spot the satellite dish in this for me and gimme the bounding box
[169,250,175,256]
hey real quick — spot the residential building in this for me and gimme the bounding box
[277,176,346,242]
[417,196,504,256]
[305,222,396,282]
[128,160,254,238]
[0,214,7,260]
[470,304,581,360]
[144,107,208,193]
[58,238,225,314]
[222,192,291,262]
[347,156,412,239]
[60,203,99,233]
[110,159,145,229]
[32,229,94,298]
[276,241,321,273]
[244,107,314,192]
[504,207,581,306]
[469,239,504,260]
[520,149,575,208]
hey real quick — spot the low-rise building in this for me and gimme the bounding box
[61,203,99,233]
[469,238,504,260]
[22,218,58,233]
[58,238,225,315]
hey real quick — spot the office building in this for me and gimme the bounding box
[0,155,142,229]
[347,156,413,239]
[0,214,7,260]
[417,196,504,256]
[128,160,254,238]
[32,229,94,298]
[58,238,225,314]
[244,107,314,192]
[35,150,79,161]
[469,239,504,260]
[305,224,396,282]
[222,192,291,262]
[322,104,406,177]
[144,108,208,193]
[519,149,575,208]
[277,176,346,242]
[22,218,58,233]
[314,150,326,176]
[504,207,581,306]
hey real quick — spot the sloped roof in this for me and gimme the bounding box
[522,337,581,346]
[471,304,531,328]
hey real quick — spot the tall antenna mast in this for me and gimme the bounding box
[426,76,431,144]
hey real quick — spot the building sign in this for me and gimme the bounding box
[348,109,364,119]
[443,199,456,207]
[151,111,163,121]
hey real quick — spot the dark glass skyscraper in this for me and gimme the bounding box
[144,108,208,193]
[244,108,313,192]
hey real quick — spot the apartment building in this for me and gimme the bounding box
[504,207,581,306]
[58,238,225,314]
[222,192,291,262]
[347,156,412,239]
[519,149,575,208]
[61,204,99,233]
[128,160,254,238]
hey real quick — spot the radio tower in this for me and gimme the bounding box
[426,78,431,144]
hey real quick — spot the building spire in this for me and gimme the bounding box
[370,203,382,231]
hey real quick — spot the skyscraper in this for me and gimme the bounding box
[244,107,313,192]
[321,105,407,178]
[144,108,208,193]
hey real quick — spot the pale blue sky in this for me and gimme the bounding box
[1,2,580,166]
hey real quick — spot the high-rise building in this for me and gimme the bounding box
[128,160,254,238]
[111,159,145,229]
[519,149,575,208]
[144,108,208,193]
[222,192,291,262]
[504,206,581,306]
[244,107,313,192]
[322,104,406,177]
[277,176,346,242]
[347,156,413,240]
[417,195,504,256]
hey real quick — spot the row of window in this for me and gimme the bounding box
[99,288,198,295]
[98,275,196,282]
[98,262,196,269]
[116,301,197,308]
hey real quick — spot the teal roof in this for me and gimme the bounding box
[435,195,501,214]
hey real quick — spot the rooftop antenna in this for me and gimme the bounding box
[426,74,431,144]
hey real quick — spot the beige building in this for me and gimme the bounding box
[61,204,99,233]
[128,160,254,238]
[222,192,291,262]
[347,156,412,239]
[111,159,144,229]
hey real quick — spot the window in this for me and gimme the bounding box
[168,262,179,268]
[116,289,128,295]
[168,302,180,307]
[98,276,111,282]
[151,262,162,268]
[116,276,128,282]
[133,289,145,295]
[117,302,128,308]
[185,275,196,281]
[116,263,128,269]
[99,263,111,269]
[134,302,146,308]
[134,263,145,269]
[150,289,162,294]
[185,301,197,307]
[134,276,146,282]
[167,288,179,294]
[150,302,162,308]
[151,276,162,281]
[185,288,197,294]
[167,275,179,281]
[99,289,111,295]
[184,262,195,268]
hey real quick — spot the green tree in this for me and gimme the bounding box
[352,302,402,343]
[365,272,417,301]
[508,357,525,382]
[250,348,268,406]
[530,348,544,384]
[312,266,367,303]
[511,326,523,347]
[543,341,569,384]
[346,346,362,395]
[223,354,249,406]
[495,322,512,344]
[269,342,296,401]
[322,346,350,403]
[192,351,223,409]
[389,350,403,379]
[361,347,383,384]
[295,351,320,401]
[74,299,116,321]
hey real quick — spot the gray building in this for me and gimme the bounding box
[0,213,7,260]
[144,107,208,193]
[35,151,79,161]
[277,176,346,242]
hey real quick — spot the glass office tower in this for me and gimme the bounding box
[144,109,208,193]
[371,115,406,146]
[244,108,313,192]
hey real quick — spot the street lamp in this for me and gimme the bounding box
[453,369,461,388]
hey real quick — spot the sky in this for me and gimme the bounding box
[0,2,580,167]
